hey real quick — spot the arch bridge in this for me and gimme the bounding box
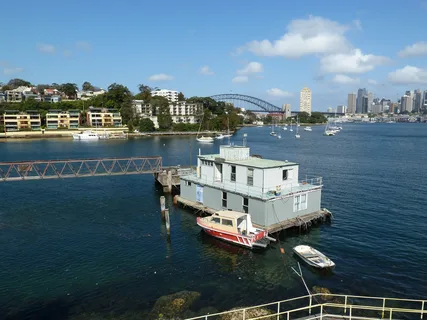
[210,94,282,113]
[210,93,345,116]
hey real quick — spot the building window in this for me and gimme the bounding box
[247,168,254,186]
[293,193,308,212]
[283,170,288,180]
[243,197,249,213]
[222,192,227,208]
[185,181,192,186]
[221,218,233,227]
[231,166,236,182]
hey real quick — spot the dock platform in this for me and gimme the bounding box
[174,195,332,234]
[155,167,194,193]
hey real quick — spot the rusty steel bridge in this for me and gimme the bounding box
[0,156,165,182]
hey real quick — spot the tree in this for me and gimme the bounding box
[151,96,172,130]
[7,78,31,88]
[82,81,95,91]
[106,83,134,124]
[127,120,134,132]
[60,83,78,99]
[135,84,155,102]
[139,118,155,132]
[1,85,11,91]
[178,92,185,101]
[36,84,50,95]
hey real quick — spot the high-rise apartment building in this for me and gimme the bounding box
[347,93,356,114]
[152,89,179,102]
[299,87,312,115]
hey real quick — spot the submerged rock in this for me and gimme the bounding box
[150,291,201,319]
[219,306,275,320]
[312,286,334,302]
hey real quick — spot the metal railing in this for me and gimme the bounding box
[183,173,322,200]
[186,293,426,320]
[0,156,163,182]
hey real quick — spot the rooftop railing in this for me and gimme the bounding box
[186,293,426,320]
[183,172,322,200]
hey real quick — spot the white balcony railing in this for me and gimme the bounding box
[186,293,426,320]
[183,171,322,200]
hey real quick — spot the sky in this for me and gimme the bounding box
[1,0,427,111]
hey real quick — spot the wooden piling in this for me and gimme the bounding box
[167,170,172,193]
[160,196,166,218]
[165,209,170,235]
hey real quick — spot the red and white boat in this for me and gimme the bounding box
[197,210,276,249]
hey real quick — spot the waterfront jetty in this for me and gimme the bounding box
[176,144,331,234]
[155,166,193,193]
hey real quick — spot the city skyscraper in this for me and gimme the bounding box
[356,88,367,113]
[299,87,312,115]
[347,93,356,114]
[414,89,422,113]
[367,92,373,113]
[401,95,413,113]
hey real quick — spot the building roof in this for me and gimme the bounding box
[199,154,297,169]
[213,210,247,219]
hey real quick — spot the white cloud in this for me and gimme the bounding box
[368,79,377,85]
[331,74,360,84]
[240,15,351,58]
[199,66,214,75]
[388,65,427,85]
[3,67,24,75]
[37,43,56,54]
[320,49,390,74]
[266,88,293,97]
[398,41,427,58]
[232,76,248,83]
[237,62,263,75]
[76,41,91,52]
[148,73,174,81]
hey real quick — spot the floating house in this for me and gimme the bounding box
[179,145,325,231]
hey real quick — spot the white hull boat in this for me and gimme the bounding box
[215,134,225,140]
[197,136,214,143]
[293,245,335,269]
[72,131,100,140]
[304,127,312,132]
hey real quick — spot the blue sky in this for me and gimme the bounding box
[1,0,427,111]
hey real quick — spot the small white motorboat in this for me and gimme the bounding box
[215,134,225,140]
[304,126,312,132]
[197,136,214,143]
[293,245,335,269]
[270,132,277,136]
[295,134,301,139]
[277,134,282,139]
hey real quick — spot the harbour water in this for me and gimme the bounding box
[1,123,427,319]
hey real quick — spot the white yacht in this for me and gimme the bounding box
[304,126,312,132]
[72,131,100,140]
[197,136,214,143]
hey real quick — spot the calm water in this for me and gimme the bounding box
[1,124,427,319]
